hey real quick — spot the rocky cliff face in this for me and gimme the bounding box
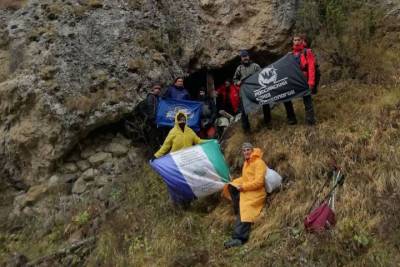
[0,0,297,186]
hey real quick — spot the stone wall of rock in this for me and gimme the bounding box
[11,131,141,232]
[0,0,298,186]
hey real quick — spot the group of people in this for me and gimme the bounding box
[140,77,241,146]
[146,34,318,248]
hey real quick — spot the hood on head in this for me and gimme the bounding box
[174,111,188,125]
[250,148,263,160]
[293,43,305,52]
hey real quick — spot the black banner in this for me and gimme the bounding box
[241,54,310,114]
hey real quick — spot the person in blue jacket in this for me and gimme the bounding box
[163,77,190,100]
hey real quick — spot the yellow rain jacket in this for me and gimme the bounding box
[154,112,202,158]
[230,148,267,222]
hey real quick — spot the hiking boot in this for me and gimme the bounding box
[287,118,297,125]
[306,118,316,126]
[224,239,243,249]
[264,122,272,130]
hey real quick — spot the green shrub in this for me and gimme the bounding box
[295,0,395,84]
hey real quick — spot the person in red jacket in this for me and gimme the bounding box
[291,34,317,125]
[216,80,240,116]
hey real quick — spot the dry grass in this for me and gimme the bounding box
[0,0,25,10]
[84,81,400,266]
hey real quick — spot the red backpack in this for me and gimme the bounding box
[304,167,344,232]
[304,201,336,232]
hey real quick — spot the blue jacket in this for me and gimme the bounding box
[163,85,190,100]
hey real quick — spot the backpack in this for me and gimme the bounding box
[264,168,283,193]
[294,49,321,94]
[306,49,321,94]
[304,201,336,232]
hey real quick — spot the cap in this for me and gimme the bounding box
[242,142,254,150]
[240,50,249,57]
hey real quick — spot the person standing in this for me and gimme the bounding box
[198,88,217,139]
[216,80,240,116]
[163,77,190,100]
[224,142,267,248]
[141,83,161,122]
[291,34,317,125]
[233,50,262,131]
[145,83,163,146]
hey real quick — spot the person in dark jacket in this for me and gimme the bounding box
[142,84,161,122]
[137,83,164,148]
[163,77,190,100]
[198,88,217,139]
[290,34,317,125]
[233,50,262,131]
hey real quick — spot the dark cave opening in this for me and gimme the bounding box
[64,50,283,162]
[184,50,282,99]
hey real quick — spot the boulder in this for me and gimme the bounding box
[98,161,115,174]
[72,178,89,194]
[106,143,129,157]
[76,160,91,172]
[95,175,112,187]
[81,148,96,160]
[62,162,79,173]
[48,174,62,187]
[95,183,113,201]
[80,168,98,181]
[15,184,48,208]
[88,152,112,166]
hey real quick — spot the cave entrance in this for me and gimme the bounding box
[184,51,280,101]
[184,57,242,101]
[65,51,282,162]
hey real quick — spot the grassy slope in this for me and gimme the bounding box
[89,81,400,267]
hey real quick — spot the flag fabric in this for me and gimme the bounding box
[240,54,310,114]
[156,98,203,131]
[150,140,230,203]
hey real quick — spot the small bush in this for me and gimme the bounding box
[295,0,395,84]
[73,210,91,226]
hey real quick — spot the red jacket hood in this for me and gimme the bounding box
[293,43,305,53]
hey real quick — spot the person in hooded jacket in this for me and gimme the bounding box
[216,80,240,116]
[224,142,267,248]
[163,77,191,100]
[291,34,317,125]
[154,112,203,158]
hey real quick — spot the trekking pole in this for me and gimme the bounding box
[322,170,345,207]
[330,170,341,211]
[307,165,345,214]
[307,176,331,214]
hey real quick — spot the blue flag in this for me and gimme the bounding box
[156,98,202,131]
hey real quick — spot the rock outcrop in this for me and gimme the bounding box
[0,0,298,186]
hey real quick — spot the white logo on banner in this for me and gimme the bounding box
[254,64,292,104]
[166,106,194,120]
[258,67,278,86]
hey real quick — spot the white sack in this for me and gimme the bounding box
[265,168,282,193]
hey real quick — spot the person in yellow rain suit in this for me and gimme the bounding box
[154,111,203,158]
[224,142,267,248]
